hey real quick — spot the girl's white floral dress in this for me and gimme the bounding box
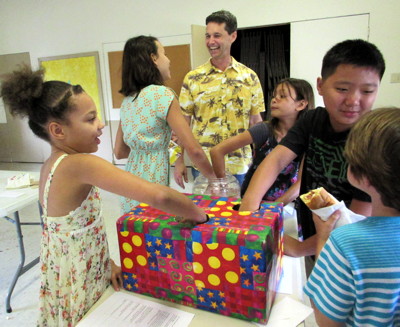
[37,154,111,326]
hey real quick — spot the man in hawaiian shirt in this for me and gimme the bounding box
[175,10,265,188]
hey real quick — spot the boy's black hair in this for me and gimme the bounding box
[321,39,385,80]
[206,10,237,34]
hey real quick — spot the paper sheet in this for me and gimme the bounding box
[254,297,313,327]
[77,292,195,327]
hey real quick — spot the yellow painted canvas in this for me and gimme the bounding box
[40,53,104,120]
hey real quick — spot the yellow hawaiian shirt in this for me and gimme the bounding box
[179,57,265,175]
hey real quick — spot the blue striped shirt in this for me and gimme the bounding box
[304,217,400,326]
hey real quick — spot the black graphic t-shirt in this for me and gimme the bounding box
[280,107,371,240]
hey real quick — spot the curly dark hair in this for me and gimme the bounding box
[0,65,84,141]
[119,35,163,98]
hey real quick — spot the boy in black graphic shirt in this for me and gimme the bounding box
[240,39,385,258]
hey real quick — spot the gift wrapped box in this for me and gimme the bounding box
[117,194,284,324]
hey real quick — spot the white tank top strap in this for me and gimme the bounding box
[42,154,68,213]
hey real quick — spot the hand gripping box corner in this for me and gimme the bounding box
[116,194,284,324]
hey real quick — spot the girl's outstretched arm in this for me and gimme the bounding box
[72,154,208,223]
[167,98,214,180]
[240,145,296,211]
[210,131,253,178]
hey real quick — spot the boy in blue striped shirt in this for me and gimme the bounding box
[305,107,400,326]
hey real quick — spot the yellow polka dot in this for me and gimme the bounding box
[208,256,221,269]
[122,242,132,253]
[225,271,239,284]
[210,207,220,212]
[239,211,251,216]
[208,274,221,286]
[221,211,232,217]
[208,213,215,218]
[216,201,226,205]
[193,262,203,274]
[137,255,147,266]
[222,248,235,261]
[195,280,205,289]
[123,258,133,269]
[120,231,129,237]
[206,243,219,250]
[132,235,142,247]
[139,203,149,207]
[193,242,203,254]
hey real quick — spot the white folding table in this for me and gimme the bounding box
[0,170,42,313]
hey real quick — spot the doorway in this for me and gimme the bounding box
[231,24,291,119]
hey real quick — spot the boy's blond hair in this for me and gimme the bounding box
[344,107,400,210]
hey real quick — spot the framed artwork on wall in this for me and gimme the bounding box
[39,52,106,122]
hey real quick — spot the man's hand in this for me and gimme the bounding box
[173,156,188,189]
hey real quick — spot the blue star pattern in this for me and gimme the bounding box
[145,235,175,271]
[239,247,266,289]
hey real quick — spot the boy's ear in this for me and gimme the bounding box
[48,121,66,140]
[316,77,324,96]
[360,175,372,188]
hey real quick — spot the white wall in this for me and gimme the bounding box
[291,14,370,108]
[1,0,399,162]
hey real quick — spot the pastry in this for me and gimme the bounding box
[300,187,337,210]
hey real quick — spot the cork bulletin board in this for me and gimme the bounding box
[108,44,191,109]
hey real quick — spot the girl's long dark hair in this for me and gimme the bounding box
[119,35,163,99]
[270,78,315,130]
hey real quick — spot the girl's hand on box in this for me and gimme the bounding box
[175,214,210,225]
[110,259,123,291]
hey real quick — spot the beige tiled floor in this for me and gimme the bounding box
[0,163,317,326]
